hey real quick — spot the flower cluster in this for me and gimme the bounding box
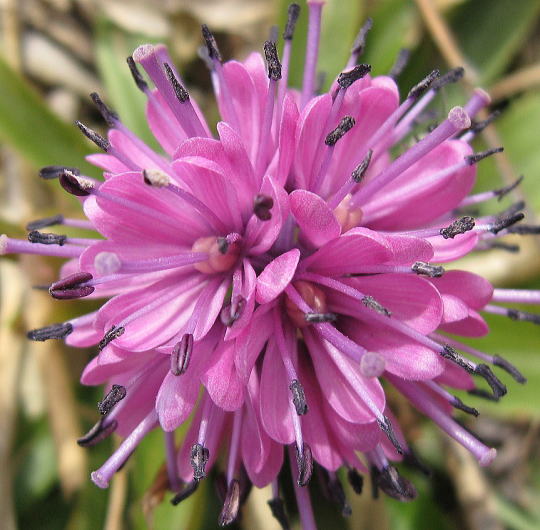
[3,1,539,527]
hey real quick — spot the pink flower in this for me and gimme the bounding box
[2,1,539,527]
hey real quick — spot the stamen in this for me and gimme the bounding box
[49,271,94,299]
[388,49,410,79]
[327,474,352,517]
[39,165,80,180]
[76,121,110,151]
[486,304,540,326]
[97,384,127,415]
[337,64,371,89]
[98,325,125,351]
[506,224,540,235]
[301,0,324,106]
[373,465,417,501]
[377,415,404,455]
[253,194,274,221]
[465,147,504,165]
[351,149,372,183]
[325,116,355,146]
[218,479,240,526]
[490,212,525,234]
[304,312,337,324]
[474,364,508,399]
[491,355,526,383]
[77,418,118,447]
[170,480,199,506]
[170,334,194,376]
[28,230,67,246]
[26,215,64,231]
[479,241,520,253]
[452,396,479,417]
[267,496,290,530]
[201,24,222,62]
[411,261,445,278]
[59,170,95,196]
[362,296,391,317]
[431,67,465,91]
[163,63,190,103]
[407,70,440,100]
[347,469,364,494]
[220,297,246,327]
[466,110,501,137]
[403,449,431,476]
[296,443,313,487]
[190,443,209,480]
[283,3,301,40]
[348,18,373,63]
[90,92,119,127]
[263,41,282,81]
[468,388,500,401]
[142,168,171,188]
[27,322,73,341]
[126,56,149,92]
[289,379,308,415]
[440,216,475,239]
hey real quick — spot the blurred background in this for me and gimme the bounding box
[1,0,539,528]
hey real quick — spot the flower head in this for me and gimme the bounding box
[3,1,540,527]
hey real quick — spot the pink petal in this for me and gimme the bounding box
[256,249,300,304]
[431,270,493,310]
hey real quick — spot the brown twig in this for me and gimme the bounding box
[104,463,128,530]
[489,63,540,101]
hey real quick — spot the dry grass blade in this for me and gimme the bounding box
[489,63,540,101]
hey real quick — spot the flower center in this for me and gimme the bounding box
[285,280,328,328]
[192,236,240,274]
[333,194,363,232]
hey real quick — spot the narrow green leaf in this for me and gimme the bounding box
[0,55,97,175]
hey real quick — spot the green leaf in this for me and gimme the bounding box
[450,0,540,85]
[95,18,160,150]
[0,56,97,176]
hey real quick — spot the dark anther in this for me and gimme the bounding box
[39,165,80,180]
[411,261,445,278]
[388,49,410,80]
[26,214,64,231]
[267,497,290,530]
[474,363,508,399]
[170,480,199,506]
[351,18,373,56]
[506,224,540,235]
[403,449,431,476]
[452,396,479,417]
[253,194,274,221]
[217,237,229,254]
[377,415,404,455]
[465,147,504,165]
[369,466,379,499]
[238,466,252,506]
[351,149,373,183]
[483,241,520,253]
[27,322,73,341]
[407,69,440,99]
[97,384,127,416]
[375,466,417,502]
[325,116,356,146]
[328,476,352,517]
[59,170,95,197]
[190,443,209,481]
[506,308,540,325]
[76,121,110,151]
[470,110,501,135]
[201,24,222,62]
[289,379,308,415]
[283,3,301,41]
[163,63,189,103]
[215,472,227,503]
[90,92,119,127]
[28,230,67,246]
[296,443,313,487]
[170,333,194,375]
[77,417,118,447]
[467,388,500,402]
[304,312,337,324]
[500,200,526,217]
[218,479,240,527]
[493,174,524,201]
[362,295,392,317]
[98,325,125,351]
[347,468,364,494]
[127,56,148,92]
[221,297,246,327]
[49,272,94,300]
[337,64,371,89]
[440,216,475,239]
[440,345,475,374]
[263,41,282,81]
[492,355,526,383]
[431,67,465,91]
[490,212,525,234]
